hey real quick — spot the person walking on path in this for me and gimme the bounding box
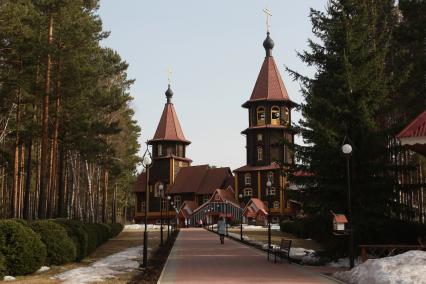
[217,217,226,244]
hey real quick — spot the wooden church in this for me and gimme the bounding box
[133,29,297,225]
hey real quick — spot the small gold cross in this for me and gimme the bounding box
[167,67,173,84]
[263,7,272,32]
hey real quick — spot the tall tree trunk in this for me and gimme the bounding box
[18,144,25,218]
[23,138,32,220]
[57,146,65,217]
[11,89,21,218]
[111,183,117,223]
[102,166,108,223]
[39,12,54,219]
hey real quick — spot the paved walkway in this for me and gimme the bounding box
[158,228,340,284]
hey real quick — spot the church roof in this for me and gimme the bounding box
[242,32,293,108]
[149,85,190,144]
[168,165,232,195]
[233,162,281,172]
[397,110,426,139]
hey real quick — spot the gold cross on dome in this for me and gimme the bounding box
[263,7,272,32]
[167,67,172,84]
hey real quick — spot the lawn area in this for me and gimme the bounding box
[10,227,168,284]
[228,227,323,251]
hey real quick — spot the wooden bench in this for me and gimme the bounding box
[273,238,292,263]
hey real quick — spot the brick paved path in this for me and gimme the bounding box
[158,228,340,284]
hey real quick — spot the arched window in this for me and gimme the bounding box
[271,106,280,125]
[174,195,181,209]
[244,173,251,185]
[268,171,274,184]
[257,147,263,161]
[154,182,164,197]
[244,188,253,197]
[273,201,280,209]
[283,107,290,125]
[257,133,263,142]
[256,107,265,125]
[158,144,163,156]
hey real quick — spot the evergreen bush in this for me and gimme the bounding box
[9,218,29,227]
[53,219,88,261]
[0,220,46,275]
[109,223,124,237]
[94,223,111,245]
[82,223,98,254]
[0,253,6,278]
[30,220,76,265]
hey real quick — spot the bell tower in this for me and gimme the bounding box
[234,30,296,220]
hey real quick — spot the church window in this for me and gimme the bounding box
[271,106,280,125]
[154,183,164,198]
[257,147,263,161]
[257,133,263,142]
[158,144,163,156]
[268,171,274,184]
[244,188,253,197]
[140,201,146,212]
[162,199,168,211]
[257,107,266,125]
[283,107,290,125]
[174,195,181,209]
[244,173,251,185]
[268,187,276,196]
[273,201,280,209]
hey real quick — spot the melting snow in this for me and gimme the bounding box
[53,245,143,284]
[3,276,15,281]
[36,266,50,273]
[124,224,163,230]
[333,250,426,284]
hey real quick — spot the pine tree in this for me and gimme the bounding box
[287,0,407,251]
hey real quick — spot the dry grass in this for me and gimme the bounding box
[11,228,168,284]
[228,227,323,251]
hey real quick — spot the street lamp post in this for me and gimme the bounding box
[342,143,354,268]
[266,180,272,261]
[239,194,243,241]
[167,195,171,238]
[158,183,164,247]
[141,151,152,268]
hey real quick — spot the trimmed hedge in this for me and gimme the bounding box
[0,253,6,278]
[0,220,46,275]
[110,223,124,237]
[82,223,98,255]
[53,219,88,261]
[30,220,76,265]
[94,223,111,246]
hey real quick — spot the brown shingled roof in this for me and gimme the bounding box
[242,56,290,107]
[150,103,190,144]
[133,172,147,192]
[168,165,232,195]
[233,162,280,172]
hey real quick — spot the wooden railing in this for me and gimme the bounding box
[359,245,426,262]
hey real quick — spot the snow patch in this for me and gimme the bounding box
[53,245,143,284]
[3,276,15,281]
[327,257,362,268]
[36,266,50,273]
[333,250,426,284]
[124,224,164,230]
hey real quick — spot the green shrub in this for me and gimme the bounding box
[94,223,111,246]
[9,218,28,227]
[82,223,98,254]
[30,220,76,265]
[0,253,6,278]
[0,220,46,275]
[109,223,124,237]
[53,219,88,261]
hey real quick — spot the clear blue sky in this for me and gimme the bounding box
[98,1,328,170]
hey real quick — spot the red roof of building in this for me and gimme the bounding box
[242,56,290,107]
[178,200,197,219]
[397,110,426,139]
[133,172,147,192]
[150,103,190,144]
[168,165,232,195]
[233,162,281,172]
[243,198,268,217]
[333,214,348,224]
